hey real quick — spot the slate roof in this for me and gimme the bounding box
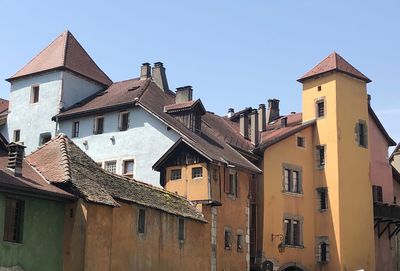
[8,31,112,86]
[298,52,371,83]
[56,78,261,173]
[0,137,74,201]
[26,134,206,222]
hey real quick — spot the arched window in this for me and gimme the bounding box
[316,237,329,263]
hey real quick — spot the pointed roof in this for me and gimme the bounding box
[7,31,112,86]
[298,52,371,83]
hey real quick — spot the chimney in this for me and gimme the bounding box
[175,86,193,103]
[240,113,249,139]
[8,143,26,177]
[266,99,280,123]
[250,109,259,145]
[140,63,151,80]
[258,104,266,132]
[227,108,234,118]
[152,62,169,92]
[281,117,288,128]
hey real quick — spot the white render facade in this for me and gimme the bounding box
[4,70,103,154]
[57,106,180,186]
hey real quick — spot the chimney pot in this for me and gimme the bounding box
[140,63,151,80]
[250,109,259,145]
[8,142,26,177]
[239,113,249,139]
[266,99,280,123]
[258,104,266,132]
[175,86,193,103]
[227,108,234,118]
[152,62,169,92]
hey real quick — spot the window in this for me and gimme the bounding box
[104,161,117,174]
[137,209,146,234]
[283,167,301,193]
[224,228,232,250]
[178,218,185,241]
[356,121,368,148]
[316,145,326,169]
[30,86,39,103]
[317,188,328,211]
[13,130,20,142]
[316,237,330,263]
[237,232,244,252]
[213,168,219,181]
[3,198,24,243]
[72,121,80,138]
[119,112,129,131]
[297,136,305,148]
[316,100,325,118]
[123,160,134,177]
[93,116,104,134]
[225,170,238,197]
[171,169,182,180]
[192,167,203,178]
[372,185,383,203]
[39,132,51,146]
[284,218,303,247]
[317,85,322,91]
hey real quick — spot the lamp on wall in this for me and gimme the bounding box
[271,233,285,254]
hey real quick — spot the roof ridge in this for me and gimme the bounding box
[62,30,69,66]
[58,134,72,181]
[10,31,67,78]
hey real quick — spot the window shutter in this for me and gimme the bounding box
[93,118,97,134]
[224,168,230,193]
[284,169,289,191]
[326,243,330,262]
[235,172,239,197]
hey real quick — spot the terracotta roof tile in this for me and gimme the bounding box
[27,134,206,222]
[8,31,112,86]
[298,52,371,83]
[164,100,198,112]
[0,99,9,114]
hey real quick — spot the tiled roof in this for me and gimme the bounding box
[8,31,112,86]
[164,100,201,113]
[0,98,9,114]
[56,78,261,173]
[27,134,206,222]
[298,52,371,83]
[0,137,73,200]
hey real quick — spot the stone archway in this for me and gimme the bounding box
[278,262,307,271]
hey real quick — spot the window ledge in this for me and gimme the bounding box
[282,191,304,197]
[318,209,328,213]
[3,241,23,246]
[284,244,304,249]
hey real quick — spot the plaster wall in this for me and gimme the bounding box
[6,72,62,154]
[58,106,180,186]
[0,193,65,271]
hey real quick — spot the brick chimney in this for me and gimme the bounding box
[227,108,234,118]
[176,86,193,103]
[250,109,259,145]
[152,62,169,92]
[240,113,249,139]
[258,104,266,132]
[8,143,26,177]
[140,63,151,80]
[266,99,280,123]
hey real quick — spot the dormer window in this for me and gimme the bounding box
[31,86,39,103]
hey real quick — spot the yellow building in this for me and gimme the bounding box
[254,52,376,271]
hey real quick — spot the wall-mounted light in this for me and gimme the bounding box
[271,233,285,254]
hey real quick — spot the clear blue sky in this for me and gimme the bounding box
[1,0,399,145]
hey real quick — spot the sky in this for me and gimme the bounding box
[0,0,399,146]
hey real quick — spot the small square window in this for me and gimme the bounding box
[94,116,104,134]
[39,132,51,146]
[356,121,368,148]
[72,121,80,138]
[119,112,129,131]
[316,100,325,118]
[171,169,182,180]
[317,188,328,211]
[123,160,134,177]
[317,86,322,91]
[297,136,305,148]
[104,161,117,174]
[31,86,39,103]
[138,209,146,234]
[13,130,20,142]
[372,185,383,203]
[192,167,203,179]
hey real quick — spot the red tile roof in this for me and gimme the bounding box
[164,100,198,112]
[298,52,371,83]
[8,31,112,86]
[0,98,9,114]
